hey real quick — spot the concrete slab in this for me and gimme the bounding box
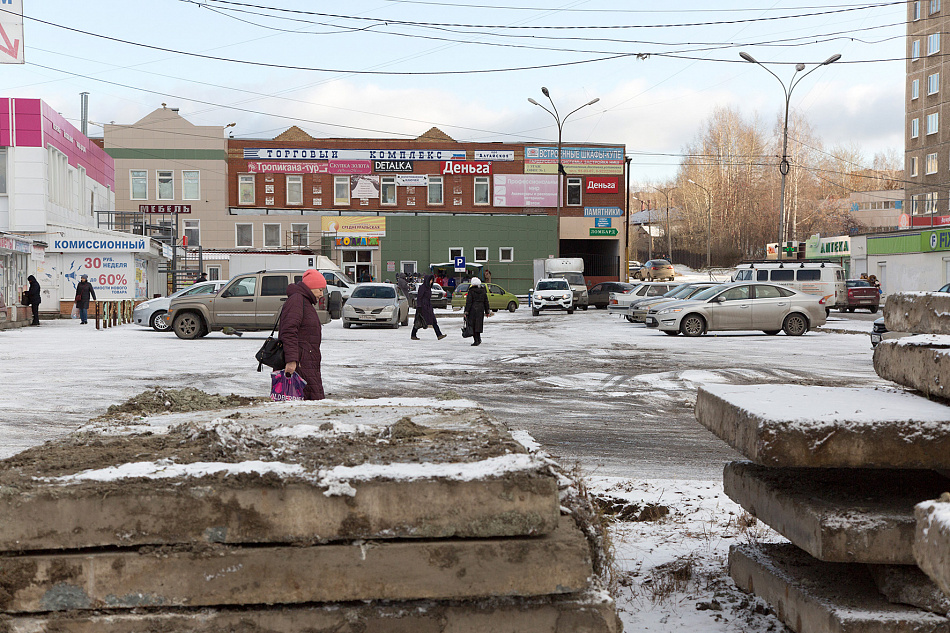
[729,543,950,633]
[724,461,950,564]
[868,564,950,615]
[0,590,623,633]
[874,336,950,399]
[0,516,591,613]
[696,384,950,468]
[915,497,950,598]
[885,293,950,335]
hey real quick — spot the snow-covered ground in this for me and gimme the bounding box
[0,276,890,632]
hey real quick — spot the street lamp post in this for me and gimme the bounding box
[648,185,674,260]
[624,156,632,281]
[528,88,600,257]
[631,196,653,263]
[739,51,841,260]
[687,179,712,270]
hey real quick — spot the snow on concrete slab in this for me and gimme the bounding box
[915,497,950,599]
[696,384,950,468]
[875,336,950,399]
[885,292,950,335]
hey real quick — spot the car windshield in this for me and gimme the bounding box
[537,280,569,291]
[551,272,584,285]
[847,280,871,288]
[690,285,727,301]
[352,286,395,299]
[665,284,696,298]
[648,260,671,267]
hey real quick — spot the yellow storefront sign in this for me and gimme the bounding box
[321,216,386,237]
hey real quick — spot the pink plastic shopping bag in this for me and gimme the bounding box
[270,370,307,401]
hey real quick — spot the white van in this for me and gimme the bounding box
[731,261,846,312]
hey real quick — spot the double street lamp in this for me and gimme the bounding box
[529,88,600,257]
[687,179,712,269]
[739,51,841,259]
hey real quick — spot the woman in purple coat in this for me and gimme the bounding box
[279,269,326,400]
[411,274,447,341]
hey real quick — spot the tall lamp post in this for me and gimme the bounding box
[624,156,632,281]
[631,196,653,262]
[688,179,712,270]
[648,185,675,260]
[529,88,600,257]
[739,51,841,259]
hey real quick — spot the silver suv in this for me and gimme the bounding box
[531,278,574,316]
[166,270,338,339]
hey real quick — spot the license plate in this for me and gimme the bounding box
[871,334,882,344]
[358,315,376,320]
[645,317,656,325]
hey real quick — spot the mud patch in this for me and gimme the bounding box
[94,387,265,422]
[592,495,670,522]
[0,558,37,610]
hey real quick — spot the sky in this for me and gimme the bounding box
[6,1,907,181]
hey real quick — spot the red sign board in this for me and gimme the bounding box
[585,177,618,193]
[139,205,191,214]
[246,161,328,174]
[441,161,492,175]
[910,214,950,227]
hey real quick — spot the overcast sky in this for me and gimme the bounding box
[12,0,905,181]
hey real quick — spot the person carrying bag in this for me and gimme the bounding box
[278,270,327,400]
[463,277,492,346]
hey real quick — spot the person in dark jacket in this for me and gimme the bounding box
[279,269,326,400]
[26,275,41,326]
[74,274,97,325]
[464,277,492,346]
[411,274,446,341]
[396,272,410,299]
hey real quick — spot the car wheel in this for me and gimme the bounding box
[580,304,588,311]
[172,312,204,340]
[328,291,343,320]
[825,308,831,317]
[567,308,575,315]
[532,308,540,316]
[869,306,879,314]
[150,310,169,332]
[625,315,635,323]
[343,321,352,329]
[663,330,679,336]
[679,314,705,337]
[783,313,808,336]
[763,330,780,336]
[507,301,517,312]
[846,307,855,313]
[392,320,400,329]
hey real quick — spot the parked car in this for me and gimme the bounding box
[588,282,637,309]
[133,280,227,332]
[606,282,678,318]
[531,278,573,315]
[167,270,339,339]
[409,282,448,309]
[342,283,409,329]
[841,279,880,313]
[633,259,675,281]
[655,281,828,337]
[451,282,519,312]
[870,283,950,347]
[631,282,722,324]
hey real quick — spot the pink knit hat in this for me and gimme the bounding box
[302,269,327,290]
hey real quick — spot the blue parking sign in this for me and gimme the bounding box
[454,256,466,272]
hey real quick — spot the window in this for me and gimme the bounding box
[933,0,941,13]
[291,223,308,246]
[770,269,794,282]
[449,247,463,259]
[236,223,253,247]
[182,170,200,200]
[796,270,821,281]
[262,275,290,296]
[264,223,281,247]
[927,191,939,214]
[567,177,582,205]
[913,79,920,100]
[183,220,200,246]
[474,247,488,262]
[428,176,444,205]
[499,247,514,262]
[928,111,939,134]
[48,145,69,207]
[131,170,147,200]
[157,170,174,200]
[286,175,302,205]
[207,266,221,281]
[238,174,255,205]
[916,0,922,18]
[929,73,940,95]
[927,152,939,174]
[0,148,7,194]
[912,118,920,138]
[929,32,940,55]
[334,176,350,205]
[225,276,256,298]
[720,286,751,301]
[380,176,396,205]
[474,176,490,205]
[913,39,921,60]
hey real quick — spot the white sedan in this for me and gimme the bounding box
[342,283,410,329]
[133,280,227,331]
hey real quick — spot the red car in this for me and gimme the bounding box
[841,279,880,313]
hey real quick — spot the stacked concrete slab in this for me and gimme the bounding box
[694,292,950,633]
[0,398,621,632]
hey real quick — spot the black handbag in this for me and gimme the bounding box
[20,291,30,306]
[256,313,285,372]
[461,316,473,339]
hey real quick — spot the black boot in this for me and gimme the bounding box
[411,328,420,340]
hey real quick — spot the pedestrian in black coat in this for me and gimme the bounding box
[411,274,446,340]
[26,275,41,325]
[279,270,327,400]
[74,274,97,325]
[464,277,492,346]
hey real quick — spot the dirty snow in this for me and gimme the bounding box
[49,458,306,482]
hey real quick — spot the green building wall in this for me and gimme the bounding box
[380,215,557,294]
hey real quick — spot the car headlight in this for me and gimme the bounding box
[380,306,395,315]
[657,307,684,315]
[534,293,542,301]
[562,293,571,300]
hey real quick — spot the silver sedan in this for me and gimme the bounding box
[655,282,828,337]
[342,283,410,329]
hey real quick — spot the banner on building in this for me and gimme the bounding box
[396,174,428,186]
[246,162,328,174]
[374,160,414,172]
[473,150,515,161]
[524,146,625,175]
[321,216,386,237]
[244,148,466,161]
[492,174,557,207]
[63,254,134,300]
[350,175,380,199]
